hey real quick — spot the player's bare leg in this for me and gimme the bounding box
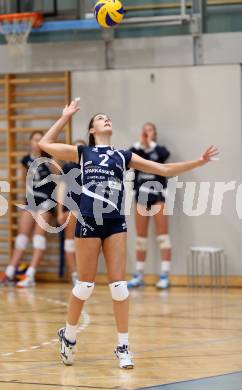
[0,210,35,285]
[16,211,52,288]
[128,205,149,288]
[58,237,101,365]
[154,202,172,289]
[103,232,134,369]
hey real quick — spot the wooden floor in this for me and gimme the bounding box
[1,284,242,390]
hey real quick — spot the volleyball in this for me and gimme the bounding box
[94,0,124,28]
[15,263,29,281]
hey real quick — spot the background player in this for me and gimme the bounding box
[128,122,171,289]
[57,139,86,286]
[38,100,218,369]
[0,131,56,287]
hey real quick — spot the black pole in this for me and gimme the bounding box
[17,0,21,13]
[202,0,207,33]
[53,0,57,16]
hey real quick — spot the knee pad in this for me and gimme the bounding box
[136,236,148,252]
[109,281,129,302]
[64,239,75,253]
[33,234,46,250]
[15,234,29,250]
[72,281,95,301]
[157,234,171,250]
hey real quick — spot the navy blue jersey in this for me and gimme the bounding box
[131,142,170,195]
[62,162,82,210]
[21,154,55,200]
[77,145,132,219]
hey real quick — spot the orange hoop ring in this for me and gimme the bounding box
[0,12,43,28]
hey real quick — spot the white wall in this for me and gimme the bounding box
[72,65,242,275]
[2,32,242,74]
[0,41,106,74]
[204,33,242,65]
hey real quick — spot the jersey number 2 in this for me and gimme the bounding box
[99,154,109,167]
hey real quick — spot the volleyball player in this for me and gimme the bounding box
[38,100,218,369]
[128,122,171,289]
[0,131,56,287]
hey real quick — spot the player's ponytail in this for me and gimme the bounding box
[88,133,95,147]
[88,115,96,146]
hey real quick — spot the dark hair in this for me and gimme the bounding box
[144,122,157,141]
[29,130,43,140]
[88,113,105,147]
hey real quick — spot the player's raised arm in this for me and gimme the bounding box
[129,146,219,176]
[38,100,80,162]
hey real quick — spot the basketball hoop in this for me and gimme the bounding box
[0,13,43,55]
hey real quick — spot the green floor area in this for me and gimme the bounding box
[140,371,242,390]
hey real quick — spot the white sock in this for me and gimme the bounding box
[5,265,15,279]
[136,261,145,275]
[118,333,129,347]
[161,260,171,276]
[26,266,36,278]
[65,323,77,343]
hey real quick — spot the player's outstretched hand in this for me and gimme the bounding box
[199,146,219,165]
[62,100,80,117]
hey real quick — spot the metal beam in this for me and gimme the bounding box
[102,28,115,70]
[77,0,86,19]
[191,0,204,65]
[121,14,191,26]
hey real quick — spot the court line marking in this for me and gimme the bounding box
[1,289,241,363]
[34,292,242,358]
[1,292,90,357]
[2,369,242,389]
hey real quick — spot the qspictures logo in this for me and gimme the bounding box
[0,158,241,232]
